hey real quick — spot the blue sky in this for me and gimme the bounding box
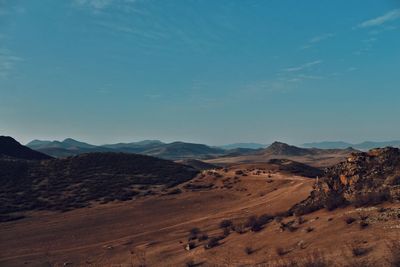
[0,0,399,145]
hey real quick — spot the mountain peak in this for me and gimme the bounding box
[264,141,311,156]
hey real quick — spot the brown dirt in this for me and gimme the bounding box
[1,164,399,267]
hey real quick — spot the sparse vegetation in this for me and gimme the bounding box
[359,220,369,229]
[353,191,391,207]
[222,227,230,237]
[185,260,196,267]
[188,228,200,240]
[305,226,314,233]
[276,247,289,256]
[323,192,348,211]
[0,153,199,214]
[387,241,400,267]
[244,246,254,255]
[233,222,246,234]
[345,216,356,224]
[219,219,233,229]
[351,245,371,257]
[204,237,222,249]
[198,233,208,241]
[167,188,182,195]
[297,216,306,224]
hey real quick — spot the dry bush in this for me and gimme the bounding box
[188,227,200,240]
[198,233,208,241]
[167,188,182,195]
[387,240,400,267]
[359,220,369,229]
[297,216,306,224]
[276,247,289,256]
[233,222,246,234]
[344,216,356,224]
[204,236,222,249]
[323,193,348,211]
[244,246,254,255]
[301,252,331,267]
[353,191,391,207]
[280,221,298,232]
[351,245,371,257]
[222,227,230,237]
[185,260,196,267]
[219,219,233,229]
[305,226,314,233]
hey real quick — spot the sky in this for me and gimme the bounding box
[0,0,400,146]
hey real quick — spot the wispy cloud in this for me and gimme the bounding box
[283,60,322,72]
[73,0,140,13]
[0,48,23,79]
[74,0,116,10]
[301,33,334,49]
[357,9,400,28]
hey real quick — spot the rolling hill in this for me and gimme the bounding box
[27,139,229,160]
[207,141,358,167]
[0,136,52,160]
[0,152,199,215]
[302,140,400,150]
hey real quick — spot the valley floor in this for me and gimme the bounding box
[1,165,399,266]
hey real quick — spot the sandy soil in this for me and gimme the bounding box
[1,164,399,267]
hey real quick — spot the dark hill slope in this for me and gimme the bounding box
[0,153,198,215]
[267,159,323,178]
[259,142,313,156]
[0,136,52,160]
[143,142,225,160]
[177,159,220,171]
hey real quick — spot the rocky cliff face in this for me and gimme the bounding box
[291,147,400,215]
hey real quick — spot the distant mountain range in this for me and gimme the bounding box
[302,140,400,150]
[26,138,228,160]
[218,143,267,150]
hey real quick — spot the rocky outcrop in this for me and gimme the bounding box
[291,147,400,215]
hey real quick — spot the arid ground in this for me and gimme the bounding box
[1,162,399,267]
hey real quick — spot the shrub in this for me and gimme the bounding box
[359,221,369,229]
[188,228,200,240]
[233,223,246,234]
[223,227,230,237]
[387,241,400,267]
[258,214,274,225]
[352,246,371,257]
[245,214,273,232]
[185,260,196,267]
[305,226,314,233]
[198,233,208,241]
[323,193,347,211]
[297,216,306,224]
[280,221,298,232]
[235,170,244,175]
[220,219,233,229]
[302,252,331,267]
[167,188,182,195]
[353,191,391,207]
[244,246,254,255]
[204,237,221,249]
[189,227,200,236]
[345,216,356,224]
[276,247,288,256]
